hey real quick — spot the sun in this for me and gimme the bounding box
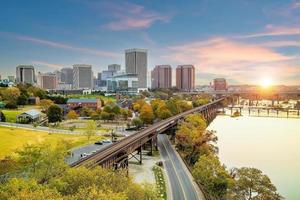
[260,77,273,88]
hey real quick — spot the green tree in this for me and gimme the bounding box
[85,120,97,140]
[47,105,63,123]
[17,93,28,105]
[139,104,154,124]
[193,154,232,199]
[0,111,6,122]
[131,117,143,129]
[229,167,282,200]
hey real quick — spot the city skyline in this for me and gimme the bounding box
[0,0,300,85]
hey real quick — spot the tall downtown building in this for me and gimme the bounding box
[125,49,147,88]
[151,65,172,89]
[16,65,35,84]
[37,72,58,90]
[72,64,93,89]
[61,68,73,84]
[176,65,195,91]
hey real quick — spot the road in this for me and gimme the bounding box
[158,134,205,200]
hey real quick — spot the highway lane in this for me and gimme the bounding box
[158,134,203,200]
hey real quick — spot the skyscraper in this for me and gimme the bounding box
[108,64,121,72]
[37,72,58,90]
[125,48,147,88]
[176,65,195,91]
[61,68,73,84]
[151,65,172,89]
[73,64,93,89]
[16,65,35,84]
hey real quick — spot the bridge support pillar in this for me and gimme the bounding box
[138,146,142,165]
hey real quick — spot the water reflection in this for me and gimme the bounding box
[208,115,300,200]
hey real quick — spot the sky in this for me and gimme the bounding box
[0,0,300,85]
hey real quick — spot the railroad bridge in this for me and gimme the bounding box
[70,98,224,169]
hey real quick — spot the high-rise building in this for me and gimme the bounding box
[108,64,121,72]
[37,72,58,90]
[176,65,195,91]
[61,68,73,84]
[8,76,15,82]
[125,48,147,88]
[73,64,93,89]
[151,65,172,89]
[16,65,35,84]
[213,78,227,91]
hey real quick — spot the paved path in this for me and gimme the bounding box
[158,134,205,200]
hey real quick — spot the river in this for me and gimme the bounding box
[208,115,300,200]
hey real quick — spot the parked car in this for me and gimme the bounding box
[102,139,111,143]
[94,141,103,145]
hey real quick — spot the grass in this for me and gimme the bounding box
[1,105,42,123]
[0,126,103,159]
[67,94,115,103]
[153,166,167,200]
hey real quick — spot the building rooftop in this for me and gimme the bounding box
[18,109,41,119]
[67,98,98,103]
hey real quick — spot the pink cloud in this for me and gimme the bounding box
[102,2,170,31]
[32,61,62,70]
[162,38,299,84]
[240,25,300,38]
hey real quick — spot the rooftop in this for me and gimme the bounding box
[67,99,98,103]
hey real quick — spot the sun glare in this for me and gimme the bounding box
[260,77,273,88]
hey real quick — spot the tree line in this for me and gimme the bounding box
[175,113,283,200]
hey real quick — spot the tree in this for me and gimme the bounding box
[67,110,78,120]
[229,167,282,200]
[85,120,97,140]
[131,117,143,129]
[17,93,28,105]
[193,98,210,107]
[0,111,6,122]
[47,105,63,123]
[139,104,154,124]
[156,104,172,120]
[39,99,54,112]
[132,99,146,112]
[176,114,218,164]
[80,107,93,117]
[193,154,233,199]
[1,87,20,106]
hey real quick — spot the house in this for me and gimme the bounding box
[28,96,40,105]
[16,109,42,124]
[67,99,101,110]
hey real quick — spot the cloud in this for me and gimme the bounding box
[0,32,120,58]
[32,61,62,70]
[162,37,299,84]
[260,40,300,47]
[291,1,300,9]
[102,2,170,31]
[239,25,300,38]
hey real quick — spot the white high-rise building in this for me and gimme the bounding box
[125,49,147,89]
[72,64,93,89]
[16,65,35,84]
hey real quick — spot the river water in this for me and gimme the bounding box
[208,115,300,200]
